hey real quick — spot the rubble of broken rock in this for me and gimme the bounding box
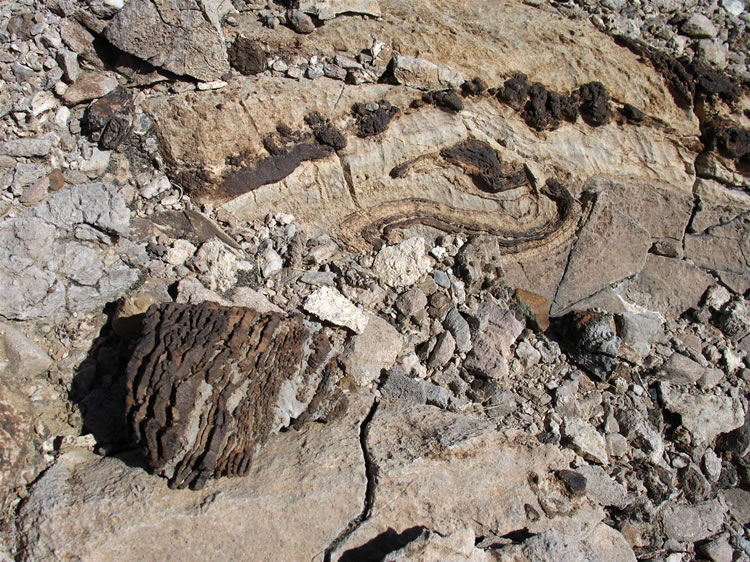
[1,0,750,560]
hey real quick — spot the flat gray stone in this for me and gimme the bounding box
[659,352,704,385]
[16,396,372,561]
[1,135,53,157]
[341,315,403,384]
[562,417,609,465]
[0,322,52,379]
[661,383,745,444]
[661,500,725,543]
[681,13,718,38]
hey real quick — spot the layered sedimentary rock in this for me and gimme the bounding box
[125,302,343,489]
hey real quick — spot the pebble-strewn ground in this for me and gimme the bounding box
[1,0,749,560]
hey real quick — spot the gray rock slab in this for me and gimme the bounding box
[104,0,230,81]
[584,176,693,241]
[719,488,750,525]
[626,254,715,318]
[445,308,472,353]
[659,352,704,385]
[685,216,750,279]
[333,399,604,558]
[0,183,136,321]
[390,54,464,91]
[341,315,403,384]
[0,322,52,379]
[661,383,745,444]
[553,192,651,314]
[0,379,34,515]
[562,417,609,465]
[380,370,450,408]
[304,286,370,334]
[1,135,53,157]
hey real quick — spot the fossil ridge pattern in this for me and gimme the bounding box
[125,302,342,490]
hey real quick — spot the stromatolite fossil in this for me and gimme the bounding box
[125,302,345,490]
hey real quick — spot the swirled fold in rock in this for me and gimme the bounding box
[125,302,342,490]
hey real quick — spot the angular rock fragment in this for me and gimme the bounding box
[661,500,726,543]
[125,302,343,490]
[372,237,432,288]
[303,286,370,333]
[659,353,704,385]
[660,382,745,444]
[380,369,450,408]
[82,86,133,150]
[388,55,464,91]
[104,0,231,81]
[626,254,715,319]
[463,302,523,378]
[288,10,315,34]
[553,191,650,315]
[562,417,609,465]
[340,315,402,384]
[62,72,119,106]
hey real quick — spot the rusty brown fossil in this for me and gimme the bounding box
[125,302,345,490]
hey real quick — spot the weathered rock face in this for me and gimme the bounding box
[0,380,33,517]
[16,396,372,561]
[125,302,344,490]
[104,0,231,81]
[333,399,606,558]
[0,182,140,322]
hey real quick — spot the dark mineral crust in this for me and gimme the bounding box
[702,120,750,163]
[441,139,528,193]
[422,89,464,112]
[125,302,344,490]
[577,81,612,127]
[352,100,400,137]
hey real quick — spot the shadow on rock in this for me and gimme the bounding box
[338,526,427,562]
[68,300,146,468]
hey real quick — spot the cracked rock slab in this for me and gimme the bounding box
[332,399,604,558]
[552,191,651,315]
[17,394,371,561]
[0,183,138,321]
[104,0,231,81]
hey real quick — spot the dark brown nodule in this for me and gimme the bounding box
[228,36,267,75]
[125,302,340,490]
